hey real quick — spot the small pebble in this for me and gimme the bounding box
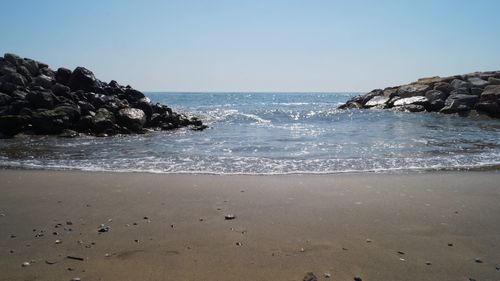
[469,279,477,281]
[55,239,62,244]
[324,272,331,278]
[302,272,318,281]
[10,234,16,238]
[365,239,372,243]
[474,258,483,263]
[199,218,204,222]
[97,224,109,233]
[134,239,139,243]
[448,243,453,247]
[225,214,236,220]
[66,221,73,225]
[354,277,362,281]
[425,261,432,265]
[71,278,81,281]
[300,248,305,252]
[143,216,149,220]
[21,262,30,267]
[397,251,405,255]
[495,266,500,271]
[236,242,242,246]
[0,213,5,217]
[104,253,110,257]
[9,250,14,253]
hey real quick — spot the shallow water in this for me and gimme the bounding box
[0,92,499,174]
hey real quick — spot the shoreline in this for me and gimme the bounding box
[0,163,499,176]
[1,169,500,280]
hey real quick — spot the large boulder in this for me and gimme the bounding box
[425,90,447,111]
[55,67,72,85]
[21,58,40,76]
[450,79,471,91]
[467,77,489,88]
[0,58,17,75]
[393,96,429,107]
[0,115,29,136]
[117,108,146,132]
[0,93,12,106]
[26,90,55,109]
[53,105,81,123]
[440,94,479,114]
[31,109,71,134]
[69,66,99,91]
[0,72,27,87]
[475,85,500,116]
[92,108,115,133]
[124,88,146,103]
[397,84,430,98]
[4,53,21,66]
[364,96,389,108]
[32,74,54,89]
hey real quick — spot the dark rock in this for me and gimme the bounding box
[51,83,71,98]
[488,77,500,85]
[10,90,28,100]
[468,77,489,88]
[92,108,115,134]
[0,115,29,136]
[21,59,40,76]
[40,67,55,79]
[0,59,17,75]
[9,100,31,114]
[475,85,500,116]
[450,79,471,91]
[32,109,70,133]
[0,93,12,106]
[397,84,430,98]
[53,105,80,123]
[76,115,94,132]
[77,101,95,116]
[124,88,145,102]
[69,67,99,91]
[440,94,479,114]
[433,82,453,94]
[303,272,318,281]
[16,66,32,81]
[26,90,54,109]
[1,73,27,87]
[55,68,72,85]
[470,87,483,96]
[4,53,21,66]
[32,74,54,89]
[117,108,146,132]
[0,81,17,94]
[354,277,362,281]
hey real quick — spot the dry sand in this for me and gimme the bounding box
[0,169,499,281]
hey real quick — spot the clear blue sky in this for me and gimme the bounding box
[1,0,500,92]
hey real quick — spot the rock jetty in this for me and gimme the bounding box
[0,53,207,137]
[338,71,500,118]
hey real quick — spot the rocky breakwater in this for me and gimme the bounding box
[339,71,500,118]
[0,53,207,138]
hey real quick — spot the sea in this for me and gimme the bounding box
[0,92,499,174]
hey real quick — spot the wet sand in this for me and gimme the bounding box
[0,169,499,281]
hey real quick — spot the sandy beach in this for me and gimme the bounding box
[0,169,499,281]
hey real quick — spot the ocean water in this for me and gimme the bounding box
[0,92,499,174]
